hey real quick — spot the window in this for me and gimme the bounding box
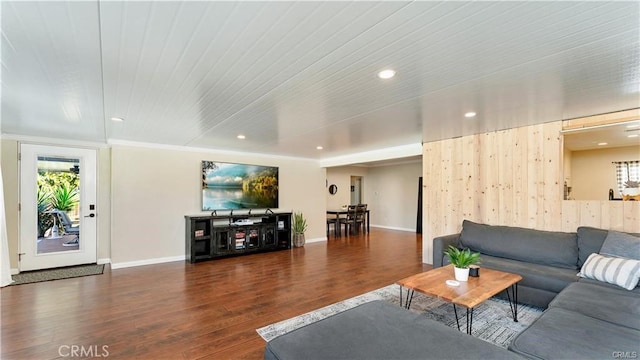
[613,161,640,196]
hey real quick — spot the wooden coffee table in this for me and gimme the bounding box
[396,265,522,335]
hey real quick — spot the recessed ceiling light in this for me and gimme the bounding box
[377,69,396,79]
[628,134,639,138]
[597,142,608,146]
[237,134,246,140]
[464,112,477,118]
[316,146,323,150]
[111,117,124,122]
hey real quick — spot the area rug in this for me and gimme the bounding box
[10,264,105,285]
[257,284,544,348]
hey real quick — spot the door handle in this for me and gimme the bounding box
[84,213,96,218]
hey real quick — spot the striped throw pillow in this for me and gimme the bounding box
[578,253,640,290]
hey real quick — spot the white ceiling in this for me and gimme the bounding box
[564,120,640,152]
[2,1,639,160]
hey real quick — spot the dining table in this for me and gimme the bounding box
[326,207,370,235]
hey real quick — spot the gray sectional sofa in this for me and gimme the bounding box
[433,220,582,308]
[264,300,522,360]
[434,220,640,359]
[433,220,640,307]
[509,282,640,359]
[264,221,640,359]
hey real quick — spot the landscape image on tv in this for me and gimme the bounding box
[202,161,279,211]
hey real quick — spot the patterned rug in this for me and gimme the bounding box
[10,264,105,285]
[257,284,544,348]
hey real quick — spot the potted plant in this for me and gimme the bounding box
[37,186,52,237]
[622,180,640,198]
[292,212,308,247]
[50,183,79,212]
[444,245,480,282]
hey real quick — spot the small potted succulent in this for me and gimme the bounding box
[444,245,481,281]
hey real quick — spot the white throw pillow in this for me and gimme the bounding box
[578,253,640,290]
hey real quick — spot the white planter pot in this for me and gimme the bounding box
[454,267,470,282]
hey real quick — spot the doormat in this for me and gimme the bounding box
[10,264,105,285]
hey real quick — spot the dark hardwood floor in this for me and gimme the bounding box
[1,229,428,360]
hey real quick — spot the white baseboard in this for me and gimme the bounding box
[370,224,415,232]
[10,268,19,275]
[97,258,111,265]
[110,255,185,269]
[305,237,327,244]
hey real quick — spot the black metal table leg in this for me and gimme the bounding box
[467,308,473,335]
[453,304,460,331]
[399,287,415,309]
[505,283,519,322]
[406,289,415,309]
[512,284,519,322]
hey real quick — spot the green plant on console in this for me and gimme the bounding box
[444,245,480,269]
[292,212,307,234]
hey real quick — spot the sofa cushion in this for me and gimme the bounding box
[577,226,608,267]
[264,300,523,360]
[509,307,640,360]
[548,282,640,330]
[479,255,578,293]
[577,277,640,294]
[578,253,640,290]
[498,286,558,309]
[577,227,640,267]
[600,230,640,260]
[460,220,578,269]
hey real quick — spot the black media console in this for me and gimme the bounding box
[185,211,292,263]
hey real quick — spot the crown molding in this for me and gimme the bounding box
[319,143,422,168]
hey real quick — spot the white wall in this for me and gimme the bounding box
[367,162,422,231]
[326,166,368,209]
[110,145,326,267]
[1,140,19,269]
[570,146,640,200]
[97,147,112,262]
[4,136,423,269]
[326,161,422,231]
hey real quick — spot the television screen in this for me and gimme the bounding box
[202,161,279,211]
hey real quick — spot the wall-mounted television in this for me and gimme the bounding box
[202,161,279,211]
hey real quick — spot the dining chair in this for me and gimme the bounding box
[327,216,340,237]
[339,205,362,235]
[354,204,367,233]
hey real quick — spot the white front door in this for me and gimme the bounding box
[19,144,97,271]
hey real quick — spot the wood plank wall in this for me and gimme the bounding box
[422,120,640,264]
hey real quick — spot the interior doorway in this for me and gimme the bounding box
[19,144,97,271]
[350,176,362,205]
